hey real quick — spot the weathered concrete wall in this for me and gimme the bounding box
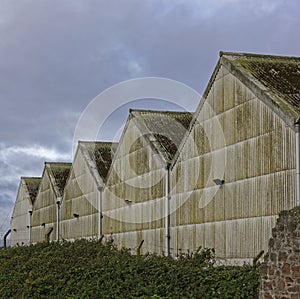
[60,146,99,240]
[103,116,166,254]
[259,207,300,298]
[10,181,31,246]
[171,64,296,259]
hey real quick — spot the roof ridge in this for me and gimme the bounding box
[44,162,72,165]
[21,176,41,180]
[79,141,118,145]
[220,51,300,60]
[131,108,193,163]
[220,52,300,127]
[129,108,191,114]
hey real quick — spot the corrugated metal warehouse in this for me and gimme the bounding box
[10,52,300,262]
[170,52,299,262]
[31,162,71,244]
[10,177,41,246]
[60,141,117,241]
[102,109,192,254]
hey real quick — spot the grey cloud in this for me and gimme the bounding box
[0,142,71,235]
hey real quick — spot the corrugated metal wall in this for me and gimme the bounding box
[171,65,296,258]
[32,171,57,243]
[103,119,166,254]
[10,182,31,246]
[60,147,99,240]
[23,64,296,261]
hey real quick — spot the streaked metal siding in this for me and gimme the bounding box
[103,118,166,253]
[60,148,98,240]
[170,65,296,259]
[32,172,57,243]
[10,183,31,246]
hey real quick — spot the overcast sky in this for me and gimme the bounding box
[1,0,300,241]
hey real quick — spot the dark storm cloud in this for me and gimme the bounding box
[0,0,299,239]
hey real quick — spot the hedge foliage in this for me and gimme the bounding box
[0,240,259,298]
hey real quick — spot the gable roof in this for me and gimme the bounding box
[131,109,193,164]
[218,51,300,128]
[172,51,300,168]
[21,177,42,205]
[79,141,118,184]
[45,162,72,198]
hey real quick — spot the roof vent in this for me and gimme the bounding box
[213,179,225,186]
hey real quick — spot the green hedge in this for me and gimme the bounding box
[0,240,259,298]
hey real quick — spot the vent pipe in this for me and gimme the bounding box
[98,186,104,239]
[164,164,171,256]
[29,210,33,245]
[56,197,62,241]
[295,124,300,206]
[3,229,11,248]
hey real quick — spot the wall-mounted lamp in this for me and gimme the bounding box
[28,210,33,215]
[13,228,17,232]
[124,199,132,205]
[27,225,30,229]
[213,179,225,186]
[73,213,79,218]
[41,223,46,227]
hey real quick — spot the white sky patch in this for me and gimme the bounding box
[0,144,71,161]
[160,0,281,18]
[128,61,142,75]
[160,0,240,16]
[248,0,281,16]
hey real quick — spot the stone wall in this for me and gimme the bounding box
[259,207,300,298]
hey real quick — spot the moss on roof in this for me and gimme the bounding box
[132,110,193,160]
[47,163,72,195]
[222,52,300,118]
[82,142,117,180]
[22,177,41,204]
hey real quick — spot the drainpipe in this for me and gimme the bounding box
[56,197,62,241]
[165,164,171,256]
[295,123,300,206]
[3,229,11,248]
[98,186,104,239]
[28,210,33,245]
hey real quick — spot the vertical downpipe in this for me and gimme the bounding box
[165,164,170,256]
[98,186,104,239]
[295,124,300,206]
[29,210,33,245]
[3,230,11,248]
[56,197,62,241]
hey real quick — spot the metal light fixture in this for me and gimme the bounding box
[124,199,132,205]
[41,223,46,227]
[213,179,225,186]
[73,213,79,218]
